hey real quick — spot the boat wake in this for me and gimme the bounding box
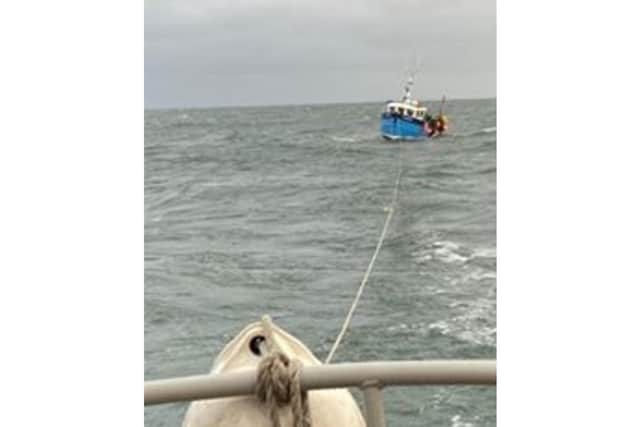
[453,126,497,138]
[328,132,378,143]
[329,135,357,143]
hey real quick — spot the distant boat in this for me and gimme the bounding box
[380,76,449,141]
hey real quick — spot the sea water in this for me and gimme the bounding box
[145,99,496,427]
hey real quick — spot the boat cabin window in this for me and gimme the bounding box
[398,108,405,116]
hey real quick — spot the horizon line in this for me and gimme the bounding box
[144,95,496,112]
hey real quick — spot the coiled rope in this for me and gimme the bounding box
[255,316,312,427]
[324,159,403,363]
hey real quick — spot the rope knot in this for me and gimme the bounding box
[256,352,311,427]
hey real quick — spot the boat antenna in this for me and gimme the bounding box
[400,54,421,102]
[402,72,414,102]
[439,94,446,115]
[402,55,421,102]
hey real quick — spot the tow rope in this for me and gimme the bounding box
[324,158,403,363]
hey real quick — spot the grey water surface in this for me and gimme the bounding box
[145,99,496,427]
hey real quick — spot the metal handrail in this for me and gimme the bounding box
[144,360,496,406]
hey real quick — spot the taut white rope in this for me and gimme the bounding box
[325,160,403,364]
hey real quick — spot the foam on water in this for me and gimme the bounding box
[412,240,473,264]
[451,414,477,427]
[329,135,357,143]
[470,247,496,259]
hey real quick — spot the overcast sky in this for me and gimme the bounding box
[145,0,495,108]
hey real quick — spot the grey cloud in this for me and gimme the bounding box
[145,0,495,108]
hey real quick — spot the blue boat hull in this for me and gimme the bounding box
[380,114,426,141]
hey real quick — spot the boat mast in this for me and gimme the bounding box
[402,74,414,102]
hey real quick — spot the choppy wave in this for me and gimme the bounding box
[145,99,496,427]
[428,317,496,347]
[412,240,473,264]
[385,313,495,348]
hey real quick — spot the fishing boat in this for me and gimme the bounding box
[380,76,449,141]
